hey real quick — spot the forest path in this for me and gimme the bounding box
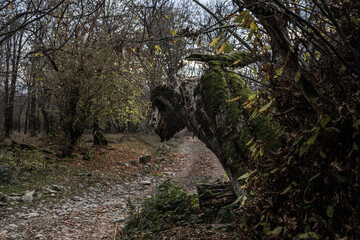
[0,133,224,240]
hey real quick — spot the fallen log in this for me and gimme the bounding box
[196,182,236,209]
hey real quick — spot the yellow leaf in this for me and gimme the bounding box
[225,13,236,20]
[231,59,242,66]
[274,67,284,78]
[259,101,272,113]
[233,11,247,23]
[210,36,221,47]
[226,96,240,103]
[216,41,228,54]
[170,29,178,36]
[247,94,256,101]
[249,19,258,31]
[294,69,301,82]
[9,2,14,10]
[253,66,258,75]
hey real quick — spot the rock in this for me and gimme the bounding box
[8,224,17,229]
[35,233,45,239]
[20,212,40,218]
[50,184,63,191]
[129,160,138,166]
[0,230,8,236]
[44,187,57,194]
[112,217,126,223]
[140,180,151,185]
[6,196,21,203]
[8,234,21,240]
[139,154,151,164]
[164,172,175,176]
[156,157,168,162]
[73,196,82,201]
[22,190,35,202]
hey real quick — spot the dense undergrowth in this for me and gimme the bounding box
[120,180,242,240]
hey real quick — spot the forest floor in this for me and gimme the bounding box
[0,130,224,240]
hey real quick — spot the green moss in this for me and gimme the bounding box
[199,70,229,121]
[186,52,254,68]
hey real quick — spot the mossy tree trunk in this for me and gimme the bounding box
[150,53,284,196]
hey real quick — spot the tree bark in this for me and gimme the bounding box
[150,53,284,197]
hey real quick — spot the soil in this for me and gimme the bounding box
[0,132,224,240]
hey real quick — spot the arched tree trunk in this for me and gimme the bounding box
[150,53,285,196]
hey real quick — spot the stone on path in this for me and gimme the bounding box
[22,190,35,202]
[139,154,151,164]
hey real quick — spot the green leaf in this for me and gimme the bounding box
[306,128,319,146]
[308,173,321,182]
[271,227,283,236]
[324,127,339,133]
[294,69,301,82]
[238,170,257,180]
[293,136,303,146]
[353,142,359,151]
[353,119,360,128]
[308,232,320,240]
[299,233,309,239]
[319,151,326,158]
[280,186,292,195]
[224,44,233,53]
[299,145,310,157]
[287,156,293,165]
[274,67,284,78]
[337,175,348,183]
[326,205,334,218]
[351,16,360,26]
[320,114,331,128]
[246,137,254,146]
[258,101,272,113]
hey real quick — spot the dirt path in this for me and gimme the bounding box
[0,134,224,240]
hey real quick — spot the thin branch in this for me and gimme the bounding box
[192,0,252,51]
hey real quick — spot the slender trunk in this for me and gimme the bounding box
[17,99,28,133]
[3,41,11,137]
[4,32,24,138]
[28,76,37,137]
[24,98,30,134]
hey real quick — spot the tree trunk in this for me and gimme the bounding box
[4,32,24,138]
[92,121,108,146]
[150,53,284,197]
[28,79,37,137]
